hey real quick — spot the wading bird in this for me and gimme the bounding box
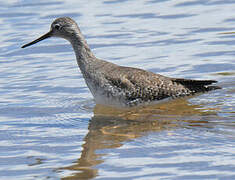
[22,17,220,107]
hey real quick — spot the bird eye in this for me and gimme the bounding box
[54,24,61,30]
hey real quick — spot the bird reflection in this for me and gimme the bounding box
[60,98,218,179]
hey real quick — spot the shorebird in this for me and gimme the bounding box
[22,17,220,107]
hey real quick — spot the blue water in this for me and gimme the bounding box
[0,0,234,179]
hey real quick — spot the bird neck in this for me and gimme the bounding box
[70,33,96,70]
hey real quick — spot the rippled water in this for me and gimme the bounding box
[0,0,235,179]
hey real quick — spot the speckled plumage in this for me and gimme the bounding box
[22,17,221,107]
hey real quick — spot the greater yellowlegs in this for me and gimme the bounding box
[22,17,220,107]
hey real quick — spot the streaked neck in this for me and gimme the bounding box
[70,31,95,69]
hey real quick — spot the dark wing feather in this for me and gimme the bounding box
[100,63,221,106]
[104,66,191,104]
[171,78,221,92]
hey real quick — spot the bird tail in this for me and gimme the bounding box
[171,78,221,93]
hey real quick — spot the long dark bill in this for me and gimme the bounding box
[21,31,53,48]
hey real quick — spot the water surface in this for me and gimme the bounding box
[0,0,234,179]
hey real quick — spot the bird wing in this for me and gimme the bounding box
[100,63,220,106]
[104,66,189,104]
